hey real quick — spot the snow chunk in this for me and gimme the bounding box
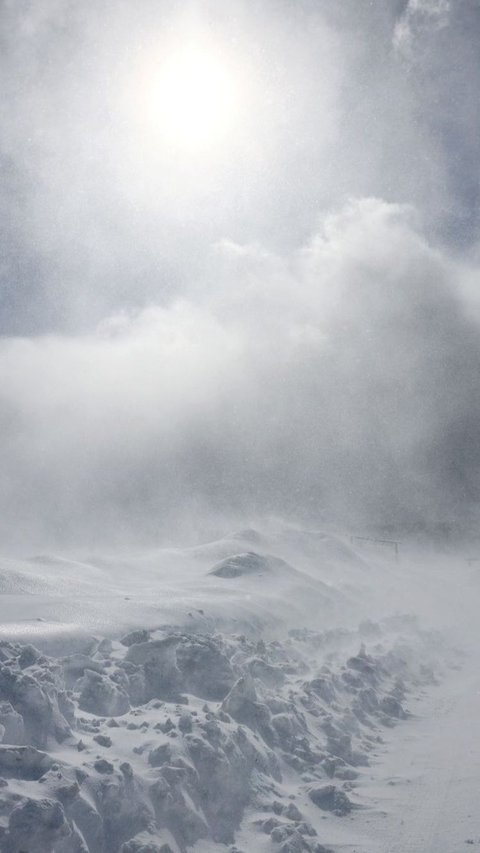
[78,668,130,716]
[308,785,353,815]
[3,798,71,853]
[0,745,54,780]
[0,702,25,745]
[176,635,235,700]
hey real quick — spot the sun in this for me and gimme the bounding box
[148,45,238,151]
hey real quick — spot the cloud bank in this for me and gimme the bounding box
[1,2,479,548]
[1,199,479,549]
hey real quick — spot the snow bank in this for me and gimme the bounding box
[0,614,457,852]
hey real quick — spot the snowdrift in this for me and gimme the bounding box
[0,528,472,851]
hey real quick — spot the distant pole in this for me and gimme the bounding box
[350,535,400,562]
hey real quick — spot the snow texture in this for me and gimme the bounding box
[0,614,457,852]
[0,529,473,851]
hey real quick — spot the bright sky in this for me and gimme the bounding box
[1,0,478,334]
[0,1,479,548]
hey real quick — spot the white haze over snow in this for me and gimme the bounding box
[1,199,480,548]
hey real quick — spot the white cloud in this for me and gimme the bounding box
[0,198,478,549]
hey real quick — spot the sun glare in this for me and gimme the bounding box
[148,46,238,151]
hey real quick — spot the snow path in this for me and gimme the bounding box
[330,653,480,853]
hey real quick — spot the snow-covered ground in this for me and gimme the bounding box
[0,527,478,852]
[325,656,480,852]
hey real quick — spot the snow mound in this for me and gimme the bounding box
[2,525,388,642]
[229,528,266,545]
[0,564,51,595]
[209,551,278,578]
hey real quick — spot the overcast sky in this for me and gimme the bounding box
[1,0,479,549]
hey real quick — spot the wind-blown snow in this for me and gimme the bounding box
[0,528,476,852]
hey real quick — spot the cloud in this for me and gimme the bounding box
[393,0,451,56]
[1,0,479,335]
[0,1,479,548]
[1,198,479,549]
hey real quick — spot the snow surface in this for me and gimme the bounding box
[0,527,477,852]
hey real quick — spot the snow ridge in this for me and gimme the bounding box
[0,615,457,853]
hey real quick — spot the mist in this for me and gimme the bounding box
[1,0,480,549]
[0,198,478,549]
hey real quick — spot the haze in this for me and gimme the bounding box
[1,0,479,550]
